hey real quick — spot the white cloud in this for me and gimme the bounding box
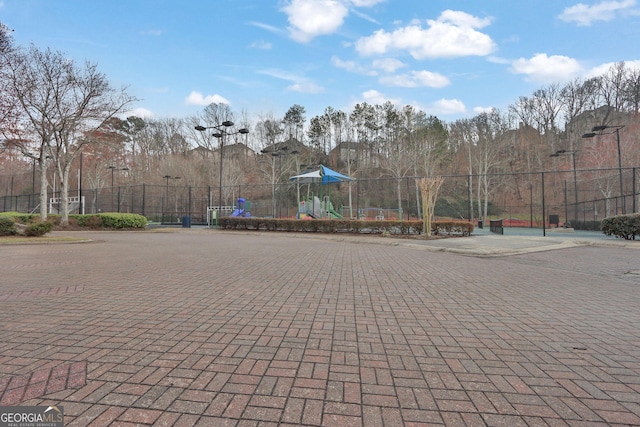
[473,106,495,115]
[586,59,640,77]
[249,21,286,36]
[371,58,406,73]
[360,89,402,105]
[355,10,495,59]
[487,56,510,65]
[331,56,378,75]
[287,82,325,93]
[559,0,636,26]
[431,98,466,115]
[283,0,349,43]
[258,68,325,93]
[250,40,272,50]
[350,9,379,24]
[510,53,582,83]
[348,0,385,6]
[184,91,230,106]
[126,107,154,119]
[379,70,450,88]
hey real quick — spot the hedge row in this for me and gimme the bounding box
[601,213,640,240]
[218,217,474,236]
[0,212,148,235]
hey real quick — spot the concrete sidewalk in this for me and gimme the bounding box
[297,227,639,257]
[1,229,640,426]
[394,231,639,257]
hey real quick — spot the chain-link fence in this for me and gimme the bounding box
[1,167,638,229]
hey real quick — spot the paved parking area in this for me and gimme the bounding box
[1,229,640,426]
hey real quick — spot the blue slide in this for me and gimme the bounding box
[231,209,245,217]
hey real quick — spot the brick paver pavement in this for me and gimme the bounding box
[1,229,639,426]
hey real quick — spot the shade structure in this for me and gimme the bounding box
[289,165,354,184]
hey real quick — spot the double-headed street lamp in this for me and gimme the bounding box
[272,149,299,218]
[550,149,578,225]
[107,165,130,188]
[582,125,625,214]
[107,165,129,212]
[195,121,249,217]
[261,146,299,218]
[163,175,180,222]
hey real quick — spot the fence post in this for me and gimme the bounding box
[541,171,546,237]
[633,167,637,214]
[467,174,472,222]
[188,186,192,220]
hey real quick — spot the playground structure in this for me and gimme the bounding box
[295,199,405,221]
[290,164,354,220]
[207,197,250,227]
[297,196,342,219]
[231,198,251,217]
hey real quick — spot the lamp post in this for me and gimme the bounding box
[195,122,249,218]
[107,165,129,212]
[272,151,285,218]
[550,149,578,225]
[29,155,36,213]
[582,125,625,214]
[163,175,180,222]
[79,152,83,214]
[261,146,298,218]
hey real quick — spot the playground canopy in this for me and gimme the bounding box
[289,165,354,184]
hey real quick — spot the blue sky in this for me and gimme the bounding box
[2,0,640,123]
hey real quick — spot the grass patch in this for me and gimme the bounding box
[0,235,90,245]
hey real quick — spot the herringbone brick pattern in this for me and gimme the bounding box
[0,230,639,426]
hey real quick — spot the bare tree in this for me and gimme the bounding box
[1,45,136,223]
[409,110,449,218]
[623,66,640,113]
[0,22,16,133]
[596,62,628,112]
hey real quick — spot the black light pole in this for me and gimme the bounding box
[273,148,299,218]
[29,155,36,213]
[79,152,83,214]
[550,149,578,224]
[272,151,284,218]
[195,122,249,219]
[163,175,180,222]
[583,125,625,214]
[107,165,129,212]
[107,165,115,188]
[107,165,115,211]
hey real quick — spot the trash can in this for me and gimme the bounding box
[477,220,484,229]
[182,215,191,228]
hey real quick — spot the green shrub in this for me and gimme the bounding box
[24,220,54,237]
[601,213,640,240]
[98,213,147,229]
[218,217,474,237]
[69,214,103,228]
[0,216,16,236]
